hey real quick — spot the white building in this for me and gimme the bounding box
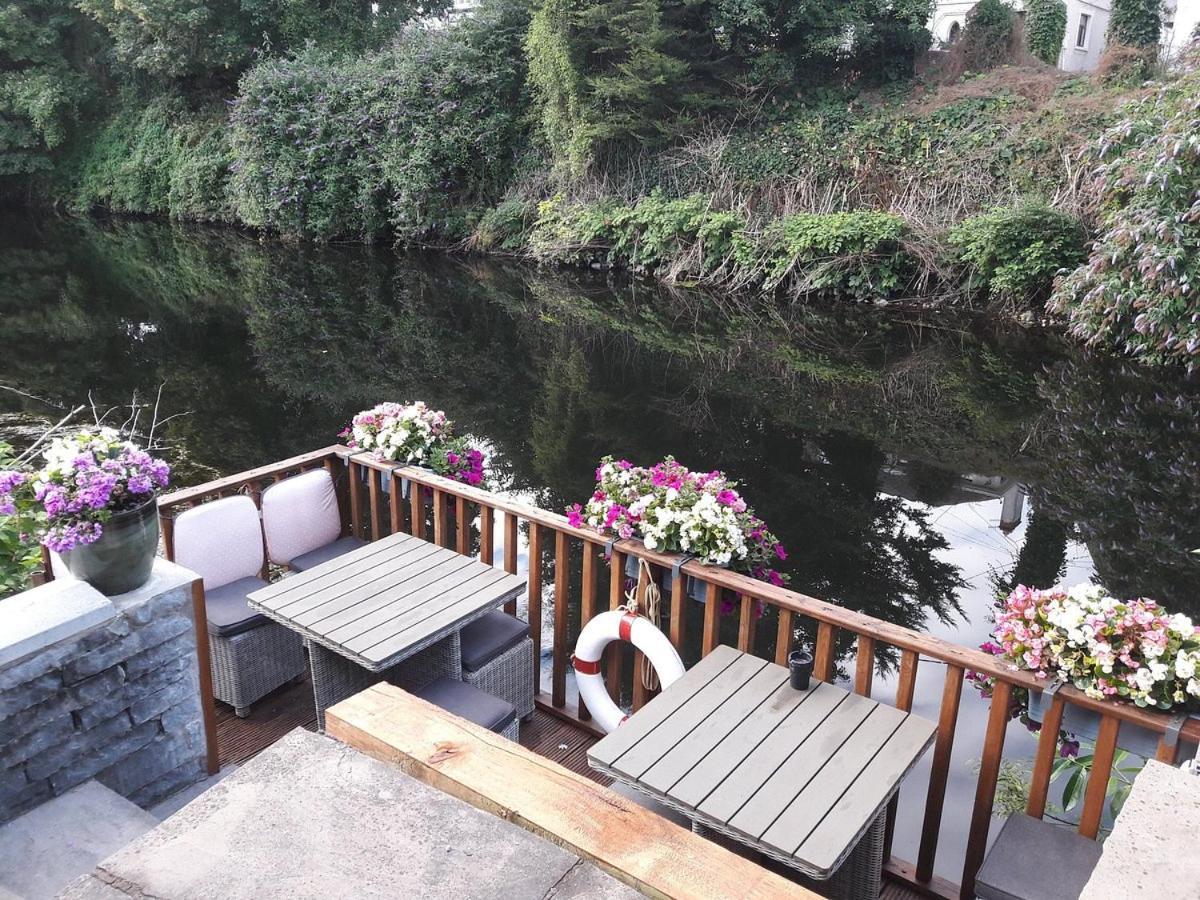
[930,0,1193,72]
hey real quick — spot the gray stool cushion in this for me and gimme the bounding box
[976,814,1103,900]
[205,576,271,637]
[290,535,368,572]
[413,677,517,734]
[460,611,528,673]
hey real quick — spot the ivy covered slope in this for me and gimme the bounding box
[1049,44,1200,370]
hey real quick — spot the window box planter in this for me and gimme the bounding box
[1026,687,1196,760]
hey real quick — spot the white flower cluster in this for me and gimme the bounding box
[641,491,747,566]
[349,401,449,464]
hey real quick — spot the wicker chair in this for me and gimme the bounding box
[261,469,366,572]
[175,496,306,717]
[459,610,536,722]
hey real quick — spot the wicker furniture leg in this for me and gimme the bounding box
[805,810,886,900]
[209,622,306,717]
[310,632,464,730]
[463,636,535,721]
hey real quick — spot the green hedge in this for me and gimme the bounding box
[949,204,1087,305]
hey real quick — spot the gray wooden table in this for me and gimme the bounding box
[588,644,936,899]
[248,531,525,727]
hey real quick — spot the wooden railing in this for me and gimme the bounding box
[156,445,1200,899]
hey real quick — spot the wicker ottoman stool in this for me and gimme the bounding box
[460,611,535,721]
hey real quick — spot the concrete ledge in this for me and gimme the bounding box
[64,729,639,900]
[0,581,116,669]
[327,682,817,900]
[1081,759,1200,899]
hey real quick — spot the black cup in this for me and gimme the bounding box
[788,649,814,691]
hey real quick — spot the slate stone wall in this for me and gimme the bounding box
[0,563,206,823]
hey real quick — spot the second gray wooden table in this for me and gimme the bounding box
[588,644,936,898]
[248,530,525,727]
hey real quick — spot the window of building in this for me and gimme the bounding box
[1076,13,1091,49]
[948,21,961,44]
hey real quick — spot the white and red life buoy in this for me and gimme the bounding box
[572,609,685,733]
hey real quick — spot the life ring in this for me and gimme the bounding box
[572,610,686,733]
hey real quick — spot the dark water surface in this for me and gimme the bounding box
[3,211,1199,875]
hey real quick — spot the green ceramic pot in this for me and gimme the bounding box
[61,495,159,595]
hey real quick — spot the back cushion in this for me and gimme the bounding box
[261,469,343,565]
[174,495,265,590]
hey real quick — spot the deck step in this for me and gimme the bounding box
[0,781,158,900]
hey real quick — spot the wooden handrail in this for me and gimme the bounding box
[169,445,1200,899]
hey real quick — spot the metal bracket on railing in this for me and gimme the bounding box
[604,537,618,561]
[1164,712,1194,750]
[671,554,696,583]
[1044,678,1065,698]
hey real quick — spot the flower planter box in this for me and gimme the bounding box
[1027,687,1196,760]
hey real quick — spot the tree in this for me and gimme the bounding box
[76,0,449,83]
[526,0,688,172]
[1025,0,1067,65]
[959,0,1015,71]
[0,0,100,175]
[1108,0,1162,48]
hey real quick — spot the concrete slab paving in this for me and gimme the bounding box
[65,729,640,899]
[1081,759,1200,899]
[147,765,236,821]
[0,781,157,900]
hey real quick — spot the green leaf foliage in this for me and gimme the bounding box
[1108,0,1162,48]
[1025,0,1067,65]
[1049,41,1200,369]
[959,0,1015,71]
[230,0,528,241]
[75,0,448,82]
[0,0,99,175]
[949,204,1087,305]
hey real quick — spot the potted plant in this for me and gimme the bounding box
[1,428,170,596]
[569,456,789,604]
[976,583,1200,758]
[341,401,485,497]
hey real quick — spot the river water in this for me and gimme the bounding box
[3,211,1199,876]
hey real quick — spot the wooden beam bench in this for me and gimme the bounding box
[326,683,818,900]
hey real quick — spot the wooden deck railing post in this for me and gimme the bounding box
[669,570,687,651]
[410,480,426,542]
[702,581,721,656]
[348,459,364,540]
[503,512,518,614]
[189,579,220,776]
[737,594,757,654]
[456,496,470,556]
[1078,715,1121,839]
[1026,692,1066,819]
[367,467,382,540]
[552,530,570,708]
[578,544,598,721]
[774,608,794,666]
[883,649,920,859]
[527,523,544,694]
[961,679,1012,897]
[854,635,876,696]
[631,566,652,711]
[479,505,494,566]
[917,664,964,884]
[606,549,625,703]
[814,621,837,682]
[389,471,404,535]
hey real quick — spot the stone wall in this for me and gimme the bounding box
[0,560,207,824]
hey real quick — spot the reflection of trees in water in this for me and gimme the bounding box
[1033,360,1200,616]
[5,212,1199,640]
